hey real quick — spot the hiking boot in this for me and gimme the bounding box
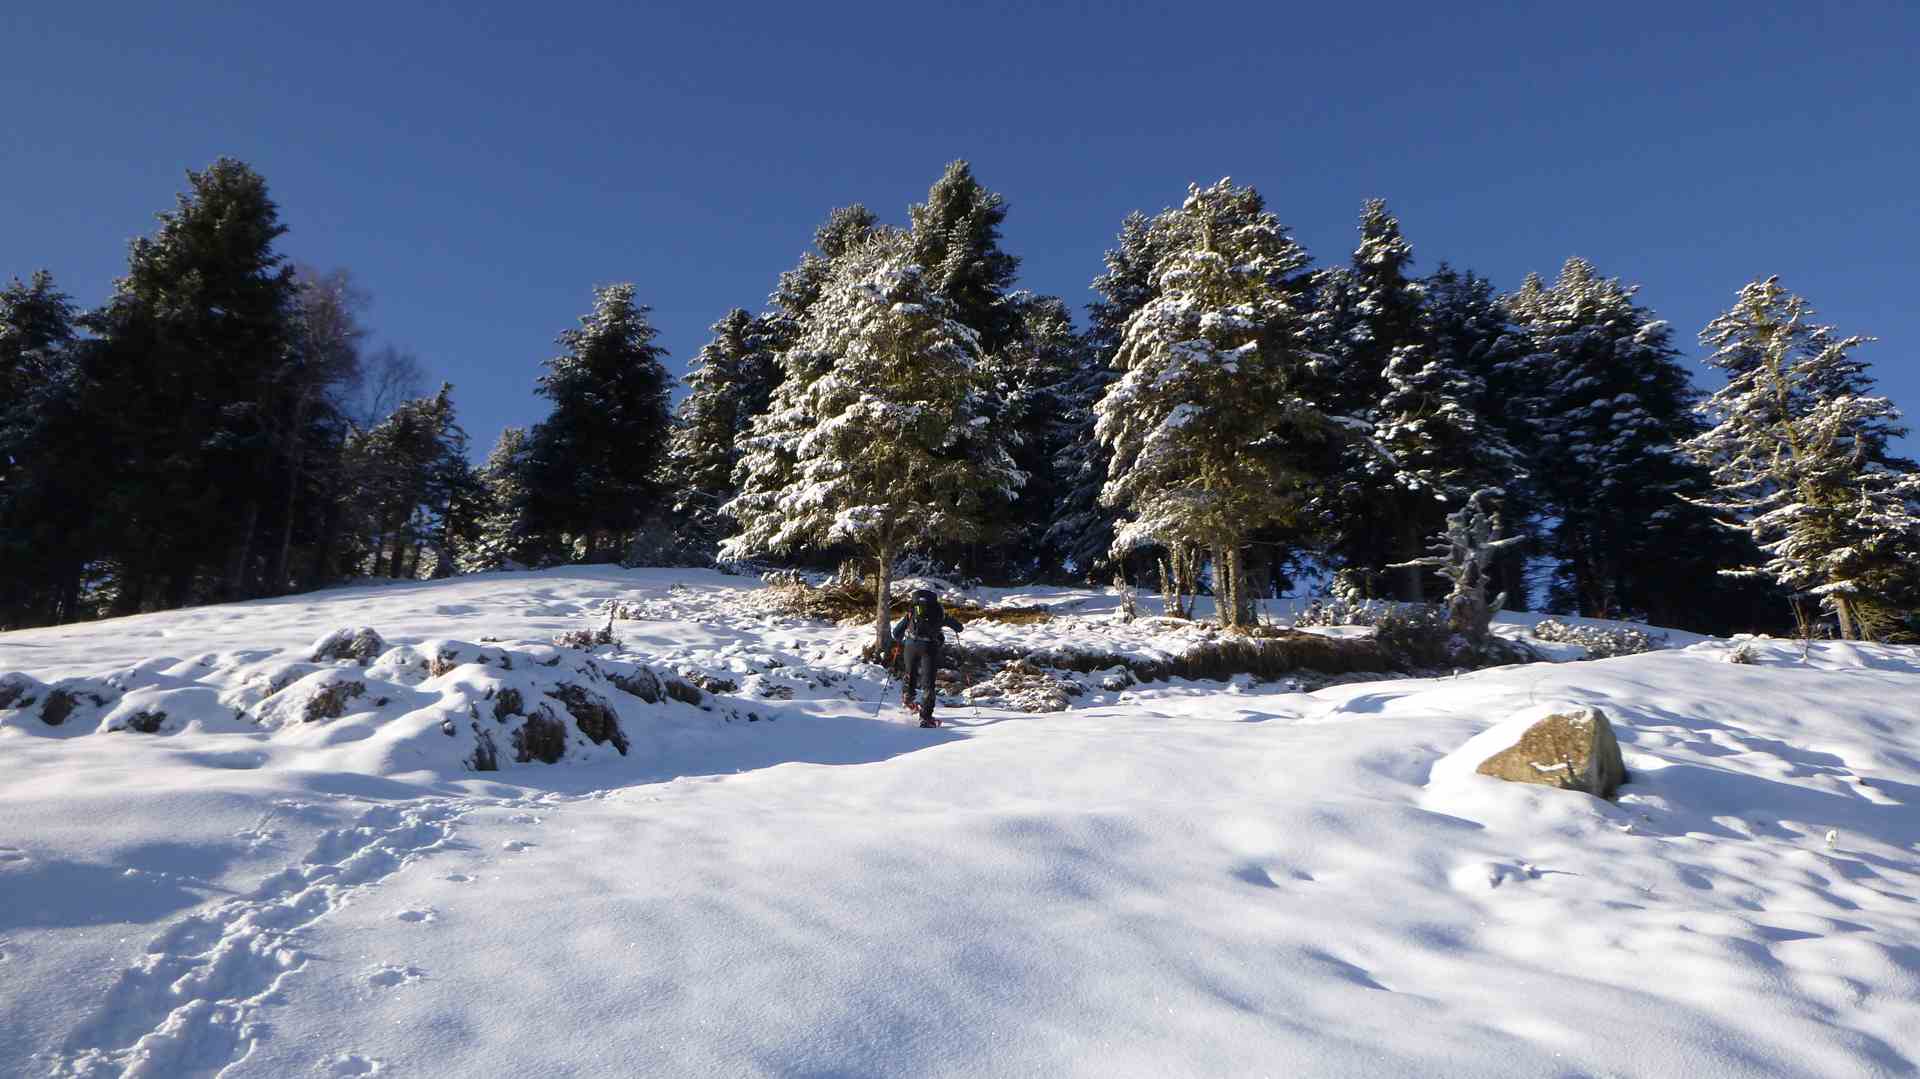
[901,688,915,707]
[919,716,940,728]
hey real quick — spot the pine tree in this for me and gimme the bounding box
[1419,264,1539,607]
[981,293,1088,579]
[462,426,541,571]
[664,308,781,559]
[1049,211,1173,583]
[1683,276,1920,639]
[720,230,1022,649]
[1504,258,1739,627]
[1311,202,1516,602]
[908,161,1022,357]
[764,205,879,353]
[1095,179,1332,628]
[0,271,91,626]
[81,158,299,611]
[522,284,673,561]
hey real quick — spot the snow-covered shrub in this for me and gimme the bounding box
[1531,619,1664,659]
[663,678,704,706]
[1726,642,1758,665]
[1370,606,1453,668]
[1294,595,1405,629]
[553,622,618,649]
[962,660,1082,713]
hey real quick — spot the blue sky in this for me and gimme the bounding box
[5,1,1917,459]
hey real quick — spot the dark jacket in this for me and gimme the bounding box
[892,597,963,644]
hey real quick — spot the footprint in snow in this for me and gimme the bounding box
[509,813,542,824]
[0,847,28,863]
[395,908,438,924]
[366,964,427,989]
[325,1052,383,1075]
[444,872,475,883]
[502,840,536,852]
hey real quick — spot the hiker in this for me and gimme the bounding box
[889,587,964,727]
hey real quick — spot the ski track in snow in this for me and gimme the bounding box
[41,796,487,1078]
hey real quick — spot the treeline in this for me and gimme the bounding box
[5,159,1917,638]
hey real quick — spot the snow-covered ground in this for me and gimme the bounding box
[2,568,1917,1077]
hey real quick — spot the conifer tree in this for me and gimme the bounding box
[82,158,299,610]
[981,293,1088,578]
[1683,277,1920,639]
[908,160,1022,357]
[522,284,673,561]
[720,231,1022,649]
[1095,179,1332,628]
[0,272,91,626]
[1419,264,1539,606]
[1311,202,1517,601]
[665,308,781,557]
[1503,258,1735,625]
[1049,211,1172,583]
[462,426,542,571]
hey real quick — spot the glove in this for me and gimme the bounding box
[888,644,902,664]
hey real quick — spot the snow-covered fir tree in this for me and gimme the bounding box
[720,231,1023,649]
[1503,258,1737,626]
[761,205,881,364]
[521,283,673,562]
[0,271,86,627]
[980,293,1088,579]
[1418,264,1539,607]
[1095,179,1332,628]
[1682,276,1920,639]
[663,308,781,559]
[1311,202,1516,602]
[460,426,540,572]
[907,160,1022,358]
[1047,211,1169,583]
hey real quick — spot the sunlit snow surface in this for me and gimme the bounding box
[2,568,1917,1077]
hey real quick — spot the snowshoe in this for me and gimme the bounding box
[919,716,941,728]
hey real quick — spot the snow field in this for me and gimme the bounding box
[2,568,1917,1077]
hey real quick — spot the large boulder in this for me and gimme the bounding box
[1475,706,1627,799]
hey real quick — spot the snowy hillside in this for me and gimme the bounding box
[3,568,1918,1078]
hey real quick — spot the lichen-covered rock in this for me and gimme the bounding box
[304,679,366,723]
[493,687,525,721]
[117,710,169,734]
[40,686,113,727]
[512,710,567,764]
[604,662,662,704]
[1475,706,1627,799]
[467,724,499,771]
[546,683,629,755]
[310,626,387,665]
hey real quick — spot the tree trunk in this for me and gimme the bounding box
[226,500,261,600]
[1397,515,1425,604]
[310,488,343,590]
[874,544,894,652]
[1833,594,1857,641]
